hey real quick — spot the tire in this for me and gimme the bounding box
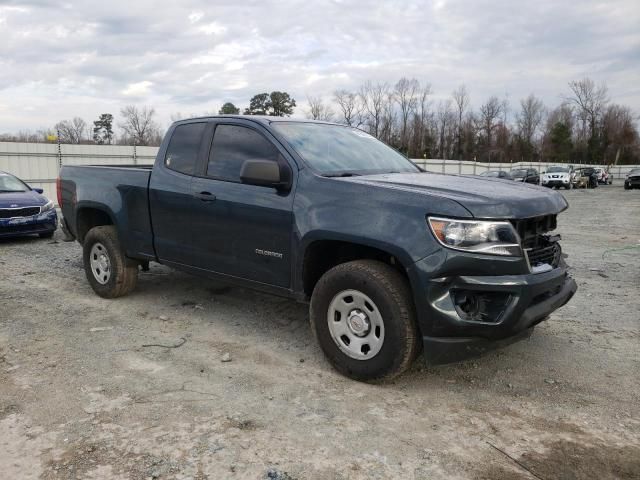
[83,225,138,298]
[624,184,631,190]
[39,231,55,239]
[310,260,420,382]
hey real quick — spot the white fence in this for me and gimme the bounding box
[1,142,638,206]
[0,142,156,203]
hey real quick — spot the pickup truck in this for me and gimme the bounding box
[58,116,577,381]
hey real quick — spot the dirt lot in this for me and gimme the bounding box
[1,185,639,479]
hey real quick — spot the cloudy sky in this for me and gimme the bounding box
[1,0,639,133]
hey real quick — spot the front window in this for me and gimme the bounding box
[511,169,527,177]
[0,174,29,192]
[271,122,419,176]
[207,124,282,182]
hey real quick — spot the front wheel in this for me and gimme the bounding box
[83,226,138,298]
[310,260,420,382]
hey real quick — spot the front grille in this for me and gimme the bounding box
[0,206,41,219]
[526,240,561,268]
[511,215,562,268]
[510,215,557,243]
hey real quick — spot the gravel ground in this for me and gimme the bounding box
[1,185,639,480]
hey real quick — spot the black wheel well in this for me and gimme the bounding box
[302,240,408,298]
[76,208,113,243]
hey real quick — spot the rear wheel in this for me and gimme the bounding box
[310,260,420,382]
[83,226,138,298]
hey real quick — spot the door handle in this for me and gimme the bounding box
[194,191,216,202]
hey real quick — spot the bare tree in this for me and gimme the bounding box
[478,96,503,148]
[436,100,455,159]
[394,78,420,151]
[333,89,363,127]
[452,85,470,159]
[306,96,334,122]
[359,81,389,138]
[379,90,397,145]
[517,94,546,147]
[119,105,161,146]
[411,84,432,157]
[55,117,88,144]
[602,104,638,165]
[566,78,608,140]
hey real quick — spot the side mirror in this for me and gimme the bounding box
[240,159,289,190]
[33,187,44,194]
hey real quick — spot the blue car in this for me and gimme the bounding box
[0,171,57,239]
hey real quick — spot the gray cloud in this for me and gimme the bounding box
[0,0,638,131]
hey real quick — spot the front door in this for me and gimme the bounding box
[190,121,295,288]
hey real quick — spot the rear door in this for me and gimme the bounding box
[189,120,295,287]
[149,122,207,265]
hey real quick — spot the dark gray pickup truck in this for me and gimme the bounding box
[58,116,577,381]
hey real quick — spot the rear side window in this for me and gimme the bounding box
[164,123,206,175]
[207,124,281,182]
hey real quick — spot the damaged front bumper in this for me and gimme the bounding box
[408,249,577,365]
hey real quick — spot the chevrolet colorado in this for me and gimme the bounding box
[58,116,577,381]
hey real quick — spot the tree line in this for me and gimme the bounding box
[1,79,637,164]
[306,77,639,165]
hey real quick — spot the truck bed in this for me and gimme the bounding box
[59,165,155,260]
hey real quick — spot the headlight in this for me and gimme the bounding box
[428,217,522,256]
[41,200,54,212]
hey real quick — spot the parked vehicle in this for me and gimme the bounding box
[541,166,572,190]
[510,168,539,184]
[573,167,598,188]
[624,168,640,190]
[478,170,512,179]
[0,171,57,239]
[594,167,612,185]
[58,117,577,381]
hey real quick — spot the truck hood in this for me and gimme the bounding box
[341,172,568,219]
[0,190,48,208]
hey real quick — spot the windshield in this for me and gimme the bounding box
[547,166,569,173]
[629,169,640,175]
[0,174,29,193]
[480,171,501,177]
[271,122,419,176]
[511,169,527,177]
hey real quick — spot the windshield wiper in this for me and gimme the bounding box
[0,190,26,193]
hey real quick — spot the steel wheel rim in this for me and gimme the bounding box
[89,242,111,285]
[327,289,385,360]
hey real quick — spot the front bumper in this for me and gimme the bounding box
[408,250,577,365]
[542,179,570,188]
[0,209,57,238]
